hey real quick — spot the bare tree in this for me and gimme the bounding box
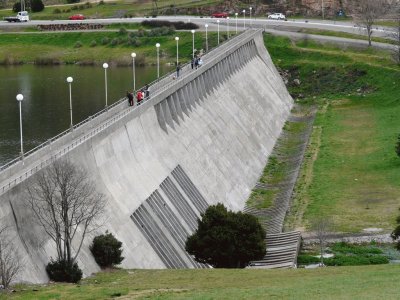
[0,225,23,289]
[26,159,106,266]
[351,0,392,46]
[311,217,332,266]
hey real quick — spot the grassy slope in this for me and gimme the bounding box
[265,35,400,232]
[0,31,221,65]
[3,266,400,299]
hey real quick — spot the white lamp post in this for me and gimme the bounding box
[205,23,209,52]
[175,36,179,66]
[102,63,108,108]
[216,20,220,45]
[235,12,238,33]
[16,94,24,159]
[191,30,195,58]
[131,52,136,91]
[226,16,230,38]
[66,76,73,130]
[249,7,252,28]
[243,9,246,29]
[156,43,160,78]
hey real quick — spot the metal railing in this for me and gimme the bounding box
[0,29,258,195]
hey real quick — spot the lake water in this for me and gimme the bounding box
[0,64,173,166]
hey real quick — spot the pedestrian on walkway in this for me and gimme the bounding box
[136,90,143,105]
[144,84,150,99]
[176,63,181,78]
[191,58,194,69]
[127,91,134,106]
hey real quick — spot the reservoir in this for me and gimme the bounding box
[0,64,173,166]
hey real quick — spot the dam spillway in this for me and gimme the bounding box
[0,29,293,283]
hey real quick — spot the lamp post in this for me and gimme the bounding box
[175,36,179,66]
[131,52,136,91]
[66,76,73,130]
[191,30,195,58]
[249,7,252,28]
[216,20,220,45]
[156,43,160,78]
[243,9,246,29]
[205,23,209,52]
[235,12,238,33]
[16,94,24,159]
[226,16,230,38]
[102,63,108,108]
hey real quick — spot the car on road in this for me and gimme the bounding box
[69,14,85,20]
[267,13,286,20]
[211,12,228,18]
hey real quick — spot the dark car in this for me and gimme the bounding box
[69,14,85,20]
[211,12,228,18]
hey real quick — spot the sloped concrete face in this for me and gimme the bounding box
[0,30,293,283]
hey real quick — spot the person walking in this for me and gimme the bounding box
[191,58,194,69]
[136,90,143,105]
[176,64,181,78]
[144,84,150,99]
[127,91,134,106]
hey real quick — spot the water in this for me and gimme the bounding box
[0,64,173,166]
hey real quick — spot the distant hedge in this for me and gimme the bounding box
[141,20,198,30]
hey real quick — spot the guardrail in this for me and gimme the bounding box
[0,29,258,195]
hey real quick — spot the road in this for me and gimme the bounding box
[0,15,396,38]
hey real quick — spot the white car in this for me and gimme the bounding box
[267,13,286,20]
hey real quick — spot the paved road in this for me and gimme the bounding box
[1,15,396,38]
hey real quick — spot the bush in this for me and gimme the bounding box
[110,38,119,46]
[12,2,22,13]
[90,231,124,268]
[74,41,83,48]
[396,134,400,158]
[89,40,97,47]
[66,0,80,3]
[46,259,82,283]
[101,37,110,45]
[141,20,198,30]
[31,0,45,12]
[324,254,388,266]
[53,8,61,14]
[119,27,127,35]
[297,254,321,265]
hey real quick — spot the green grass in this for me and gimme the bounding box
[265,34,400,233]
[0,0,222,20]
[3,266,400,299]
[0,30,224,65]
[247,188,275,209]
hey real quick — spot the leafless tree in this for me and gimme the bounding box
[0,225,23,289]
[26,159,106,266]
[311,217,333,266]
[351,0,392,46]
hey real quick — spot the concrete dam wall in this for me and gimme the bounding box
[0,30,293,283]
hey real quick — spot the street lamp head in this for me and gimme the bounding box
[156,43,160,48]
[131,52,136,58]
[235,12,238,16]
[67,76,73,83]
[243,9,245,13]
[205,23,208,28]
[103,63,109,69]
[217,20,220,23]
[191,29,195,34]
[250,7,252,10]
[16,94,23,102]
[227,17,229,20]
[175,36,179,41]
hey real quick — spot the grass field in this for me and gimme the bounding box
[2,265,400,299]
[264,35,400,233]
[0,30,223,65]
[0,0,222,20]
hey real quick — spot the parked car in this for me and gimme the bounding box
[211,12,228,18]
[69,14,85,20]
[4,11,29,22]
[267,13,286,20]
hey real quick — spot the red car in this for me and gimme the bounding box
[69,14,85,20]
[211,12,228,18]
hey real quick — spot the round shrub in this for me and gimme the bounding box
[74,41,83,48]
[31,0,45,12]
[12,2,22,12]
[46,259,82,283]
[110,38,119,46]
[101,37,110,45]
[119,27,127,35]
[90,231,124,268]
[53,8,61,14]
[89,40,97,47]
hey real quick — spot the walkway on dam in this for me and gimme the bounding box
[0,29,252,197]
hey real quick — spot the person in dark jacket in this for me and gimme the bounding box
[176,64,181,77]
[127,91,134,106]
[144,84,150,99]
